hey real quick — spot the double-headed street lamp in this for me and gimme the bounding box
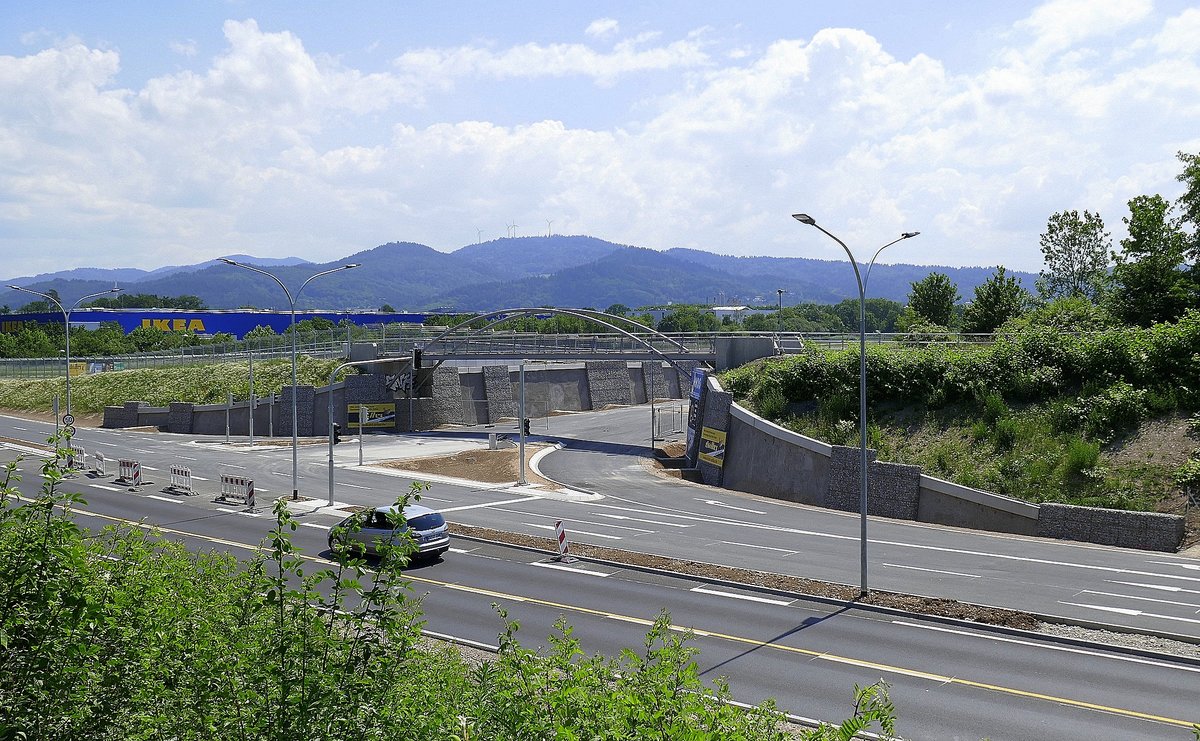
[221,259,360,500]
[8,285,122,427]
[791,213,919,597]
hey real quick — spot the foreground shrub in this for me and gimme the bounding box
[0,437,898,740]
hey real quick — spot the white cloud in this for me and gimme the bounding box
[392,35,709,87]
[585,18,619,39]
[1016,0,1153,58]
[169,39,198,57]
[0,9,1197,279]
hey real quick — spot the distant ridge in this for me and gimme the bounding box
[0,236,1038,313]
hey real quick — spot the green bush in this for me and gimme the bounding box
[1063,437,1101,477]
[0,441,900,740]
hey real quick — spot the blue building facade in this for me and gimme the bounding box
[0,308,427,339]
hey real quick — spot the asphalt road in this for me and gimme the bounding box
[4,408,1200,645]
[13,482,1198,741]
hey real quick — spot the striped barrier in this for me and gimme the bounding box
[93,451,107,476]
[168,465,193,495]
[219,474,256,509]
[552,520,575,563]
[117,458,142,487]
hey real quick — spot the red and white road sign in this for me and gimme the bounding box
[554,520,570,556]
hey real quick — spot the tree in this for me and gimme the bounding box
[605,303,631,316]
[1036,210,1110,302]
[907,272,959,327]
[379,303,396,313]
[1177,150,1200,256]
[1106,194,1192,326]
[962,266,1031,333]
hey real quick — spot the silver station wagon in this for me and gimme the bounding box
[327,504,450,560]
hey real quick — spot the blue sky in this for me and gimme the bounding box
[1,0,1197,279]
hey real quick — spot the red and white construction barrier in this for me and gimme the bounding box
[553,520,576,563]
[117,458,142,486]
[168,464,193,495]
[220,474,256,509]
[66,444,85,471]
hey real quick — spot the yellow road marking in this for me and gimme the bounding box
[52,500,1200,730]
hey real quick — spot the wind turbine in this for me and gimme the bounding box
[546,219,553,237]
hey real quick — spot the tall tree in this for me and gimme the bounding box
[1178,150,1200,258]
[1106,194,1191,326]
[961,266,1031,333]
[907,272,959,327]
[1036,210,1110,302]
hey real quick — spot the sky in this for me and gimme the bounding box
[1,0,1198,279]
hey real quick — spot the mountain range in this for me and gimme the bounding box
[1,237,1037,313]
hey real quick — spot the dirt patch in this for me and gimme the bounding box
[1104,413,1200,548]
[379,446,558,488]
[0,409,104,429]
[449,523,1040,631]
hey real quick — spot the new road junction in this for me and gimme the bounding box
[2,406,1199,740]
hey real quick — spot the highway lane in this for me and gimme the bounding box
[5,410,1200,642]
[14,486,1198,741]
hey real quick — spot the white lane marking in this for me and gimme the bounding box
[691,586,792,606]
[217,507,265,518]
[11,426,27,430]
[191,475,209,481]
[419,496,450,503]
[696,498,765,514]
[272,471,288,476]
[1149,561,1200,572]
[439,496,540,513]
[88,440,119,447]
[422,630,498,652]
[1060,602,1200,626]
[1108,580,1200,595]
[141,466,160,471]
[146,495,183,504]
[718,540,800,554]
[1077,589,1200,609]
[299,522,331,530]
[526,523,621,540]
[221,464,247,470]
[448,547,474,554]
[132,449,153,454]
[882,563,981,578]
[595,512,691,528]
[553,517,652,533]
[176,455,198,461]
[892,620,1200,674]
[88,484,123,492]
[530,562,613,577]
[338,482,371,490]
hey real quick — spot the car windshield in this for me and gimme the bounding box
[407,512,445,531]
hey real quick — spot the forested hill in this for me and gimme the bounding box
[0,236,1035,312]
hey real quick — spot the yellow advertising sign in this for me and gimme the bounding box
[348,403,396,428]
[68,362,88,377]
[698,426,726,467]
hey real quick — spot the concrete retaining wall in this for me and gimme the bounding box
[483,365,516,421]
[710,394,1183,552]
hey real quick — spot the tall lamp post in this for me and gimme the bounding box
[221,259,360,500]
[791,214,918,597]
[776,288,785,333]
[8,285,121,426]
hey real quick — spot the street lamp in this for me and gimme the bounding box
[8,285,121,427]
[776,288,785,334]
[791,213,919,597]
[221,259,360,500]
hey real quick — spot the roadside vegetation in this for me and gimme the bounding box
[0,444,897,740]
[0,356,346,414]
[723,304,1200,513]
